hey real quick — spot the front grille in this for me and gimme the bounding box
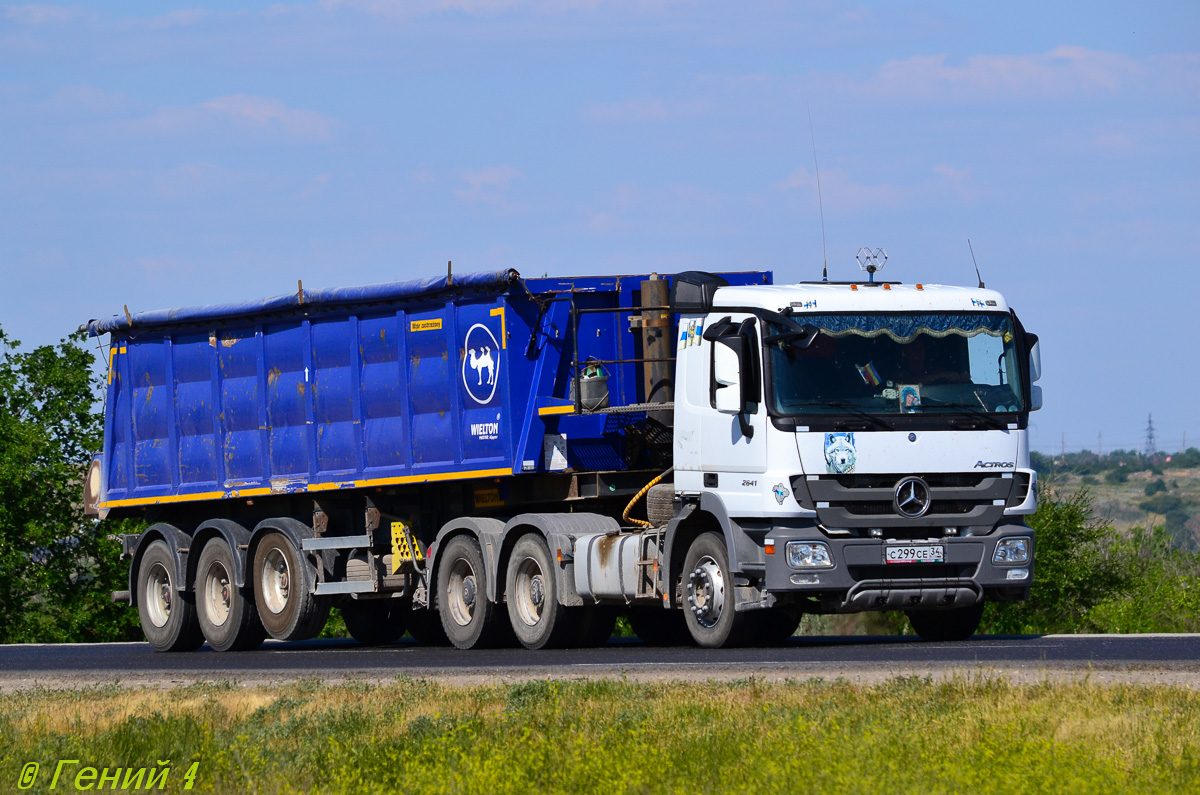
[829,473,988,489]
[794,472,1015,529]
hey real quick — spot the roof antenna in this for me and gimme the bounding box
[967,239,985,288]
[808,105,828,282]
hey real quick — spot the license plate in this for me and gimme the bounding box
[884,544,945,564]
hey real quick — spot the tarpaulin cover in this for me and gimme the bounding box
[84,269,520,336]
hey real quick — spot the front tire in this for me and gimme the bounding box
[436,535,510,649]
[907,602,985,642]
[136,540,204,652]
[505,534,577,650]
[195,539,265,652]
[681,531,758,648]
[252,531,330,642]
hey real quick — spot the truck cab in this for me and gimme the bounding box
[660,273,1041,644]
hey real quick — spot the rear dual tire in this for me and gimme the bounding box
[196,539,266,652]
[252,531,330,642]
[136,540,204,653]
[437,535,512,650]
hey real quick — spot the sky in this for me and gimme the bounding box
[1,0,1197,455]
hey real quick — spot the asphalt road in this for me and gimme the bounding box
[2,634,1197,688]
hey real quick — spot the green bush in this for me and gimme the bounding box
[1145,478,1167,496]
[983,484,1200,634]
[980,484,1131,635]
[1105,469,1128,484]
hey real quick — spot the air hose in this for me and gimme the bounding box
[622,467,674,529]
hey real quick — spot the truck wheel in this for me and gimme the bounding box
[341,599,405,646]
[195,539,265,652]
[437,535,510,650]
[907,602,985,642]
[682,531,759,648]
[252,531,330,642]
[626,606,692,646]
[506,534,577,650]
[136,540,204,652]
[575,606,619,647]
[757,605,803,645]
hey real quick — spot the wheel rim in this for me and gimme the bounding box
[144,562,172,628]
[260,547,291,615]
[512,555,545,628]
[203,559,233,627]
[687,555,725,629]
[445,557,478,628]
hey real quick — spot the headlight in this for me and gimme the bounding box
[992,537,1031,565]
[786,541,833,568]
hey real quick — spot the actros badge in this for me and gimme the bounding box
[462,323,500,405]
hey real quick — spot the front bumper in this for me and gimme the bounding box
[761,521,1033,612]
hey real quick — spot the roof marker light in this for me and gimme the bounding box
[850,284,858,291]
[916,284,924,290]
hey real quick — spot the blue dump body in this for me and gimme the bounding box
[87,269,771,513]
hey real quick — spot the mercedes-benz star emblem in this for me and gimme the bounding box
[894,477,931,518]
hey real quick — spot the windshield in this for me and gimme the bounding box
[769,312,1025,417]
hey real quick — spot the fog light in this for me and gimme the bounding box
[992,537,1031,565]
[1006,568,1029,581]
[790,574,821,585]
[786,541,833,568]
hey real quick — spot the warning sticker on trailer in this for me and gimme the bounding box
[410,319,442,332]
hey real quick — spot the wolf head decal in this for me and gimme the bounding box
[824,432,857,474]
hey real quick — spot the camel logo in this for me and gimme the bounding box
[824,432,857,474]
[462,323,500,405]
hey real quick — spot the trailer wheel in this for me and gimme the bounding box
[437,535,510,649]
[135,540,204,652]
[681,531,759,648]
[195,539,265,652]
[341,599,405,646]
[252,531,330,642]
[505,534,577,650]
[906,602,985,642]
[626,607,692,647]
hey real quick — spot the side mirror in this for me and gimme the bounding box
[1027,334,1041,383]
[1030,384,1043,411]
[712,342,742,413]
[704,316,759,438]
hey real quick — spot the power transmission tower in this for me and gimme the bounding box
[1143,414,1157,457]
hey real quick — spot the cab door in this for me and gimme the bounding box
[699,314,768,513]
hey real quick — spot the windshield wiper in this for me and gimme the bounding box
[918,396,1008,430]
[793,402,894,430]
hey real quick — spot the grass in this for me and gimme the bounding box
[2,676,1199,793]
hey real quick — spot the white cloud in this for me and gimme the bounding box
[3,4,90,25]
[866,46,1145,102]
[134,94,338,144]
[585,97,669,124]
[779,164,977,212]
[140,8,209,29]
[454,165,524,204]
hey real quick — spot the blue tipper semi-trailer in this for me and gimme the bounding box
[84,266,1041,651]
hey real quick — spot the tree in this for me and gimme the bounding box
[0,326,139,642]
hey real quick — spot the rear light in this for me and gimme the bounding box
[83,456,102,517]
